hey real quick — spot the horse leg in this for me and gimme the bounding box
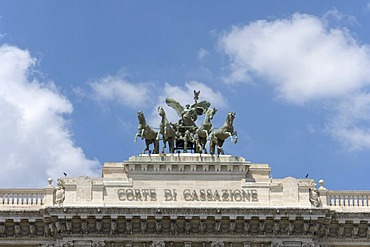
[140,129,145,140]
[168,138,174,153]
[202,139,208,154]
[162,138,166,154]
[233,131,238,144]
[209,138,215,155]
[217,140,225,155]
[134,132,141,142]
[194,136,201,154]
[143,140,149,154]
[204,130,209,141]
[184,140,188,153]
[154,138,159,154]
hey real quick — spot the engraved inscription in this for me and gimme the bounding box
[117,189,157,201]
[118,188,258,202]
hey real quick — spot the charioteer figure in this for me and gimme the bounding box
[134,90,238,154]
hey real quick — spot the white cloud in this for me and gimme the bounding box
[366,2,370,11]
[328,93,370,151]
[0,44,99,187]
[197,48,209,61]
[219,12,370,150]
[220,13,370,104]
[89,75,153,108]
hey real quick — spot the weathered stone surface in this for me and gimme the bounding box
[0,154,369,246]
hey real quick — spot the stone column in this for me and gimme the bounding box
[44,180,55,206]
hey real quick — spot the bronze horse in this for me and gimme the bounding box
[134,111,159,154]
[210,112,238,155]
[157,106,175,153]
[195,108,217,154]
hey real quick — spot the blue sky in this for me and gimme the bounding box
[1,1,370,190]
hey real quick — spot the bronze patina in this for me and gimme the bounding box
[135,90,237,154]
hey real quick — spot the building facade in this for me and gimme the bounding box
[0,154,369,247]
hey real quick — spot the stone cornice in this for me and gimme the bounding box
[0,206,367,246]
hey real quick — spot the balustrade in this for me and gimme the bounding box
[0,189,44,208]
[327,191,370,208]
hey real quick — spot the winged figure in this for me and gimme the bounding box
[194,90,200,103]
[165,97,211,127]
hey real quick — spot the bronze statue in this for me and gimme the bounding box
[165,93,211,128]
[134,111,159,154]
[195,108,217,154]
[209,112,238,155]
[157,106,175,153]
[134,90,238,155]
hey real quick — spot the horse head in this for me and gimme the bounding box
[137,111,146,124]
[209,108,217,120]
[204,108,217,122]
[226,112,236,125]
[158,106,165,117]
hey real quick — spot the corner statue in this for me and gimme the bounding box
[134,90,238,154]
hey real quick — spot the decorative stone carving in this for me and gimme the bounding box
[156,220,162,233]
[319,179,326,189]
[92,241,105,247]
[184,242,192,247]
[126,221,132,234]
[301,242,315,247]
[288,221,295,235]
[243,242,250,247]
[36,221,44,236]
[14,224,20,237]
[353,226,359,238]
[151,241,165,247]
[96,220,102,234]
[29,224,35,237]
[0,225,5,237]
[270,242,283,247]
[111,220,117,234]
[55,179,65,206]
[230,221,236,234]
[44,224,50,237]
[309,181,322,207]
[338,225,344,238]
[211,241,224,247]
[245,221,251,235]
[66,221,72,234]
[81,220,88,234]
[358,223,368,238]
[51,222,58,236]
[60,241,73,247]
[344,224,353,238]
[259,221,265,234]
